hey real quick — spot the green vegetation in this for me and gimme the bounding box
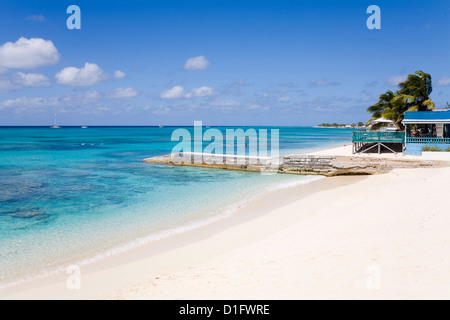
[367,71,435,131]
[422,145,450,152]
[319,123,346,128]
[318,123,366,128]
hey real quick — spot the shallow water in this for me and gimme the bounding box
[0,126,352,285]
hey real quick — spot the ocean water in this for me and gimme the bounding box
[0,126,352,286]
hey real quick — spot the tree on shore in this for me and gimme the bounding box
[367,71,435,130]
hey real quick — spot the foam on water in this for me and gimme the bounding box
[0,174,324,289]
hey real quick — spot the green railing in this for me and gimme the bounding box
[352,131,405,143]
[407,137,450,144]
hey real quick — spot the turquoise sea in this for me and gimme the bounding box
[0,126,352,286]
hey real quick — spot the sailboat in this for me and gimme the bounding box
[50,113,61,129]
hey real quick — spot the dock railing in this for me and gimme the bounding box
[352,131,405,143]
[352,131,405,154]
[406,137,450,144]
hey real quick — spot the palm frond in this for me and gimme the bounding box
[407,105,420,112]
[392,94,415,104]
[381,108,396,120]
[423,99,435,110]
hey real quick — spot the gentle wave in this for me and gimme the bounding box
[0,174,323,289]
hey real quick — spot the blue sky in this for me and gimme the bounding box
[0,0,449,126]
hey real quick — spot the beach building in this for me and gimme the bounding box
[352,117,405,154]
[402,110,450,155]
[352,110,450,156]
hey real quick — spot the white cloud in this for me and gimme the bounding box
[248,104,268,111]
[386,75,407,87]
[84,90,101,99]
[278,96,290,102]
[26,15,45,22]
[141,105,171,115]
[183,56,210,70]
[248,104,261,110]
[0,72,50,92]
[0,37,60,69]
[55,63,106,86]
[160,85,215,99]
[113,70,126,79]
[0,78,18,92]
[152,106,171,114]
[0,90,136,114]
[160,85,187,99]
[0,96,60,109]
[14,72,50,87]
[436,77,450,87]
[192,86,214,97]
[109,87,138,98]
[310,78,341,87]
[210,100,240,107]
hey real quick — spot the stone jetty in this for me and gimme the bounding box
[143,153,450,176]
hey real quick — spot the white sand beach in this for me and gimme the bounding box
[2,160,450,300]
[307,144,423,160]
[2,0,449,303]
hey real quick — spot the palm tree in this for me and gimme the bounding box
[380,95,411,130]
[367,71,435,130]
[396,70,435,111]
[367,90,399,130]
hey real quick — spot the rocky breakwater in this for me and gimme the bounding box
[279,155,449,176]
[144,153,450,176]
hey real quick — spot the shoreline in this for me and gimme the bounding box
[3,142,449,299]
[0,171,363,299]
[3,166,450,299]
[109,167,450,300]
[0,141,352,291]
[0,173,323,290]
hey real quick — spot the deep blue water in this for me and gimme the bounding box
[0,126,352,285]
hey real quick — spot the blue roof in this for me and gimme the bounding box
[402,111,450,124]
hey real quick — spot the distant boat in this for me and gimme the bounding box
[159,125,164,128]
[81,126,88,129]
[50,114,61,129]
